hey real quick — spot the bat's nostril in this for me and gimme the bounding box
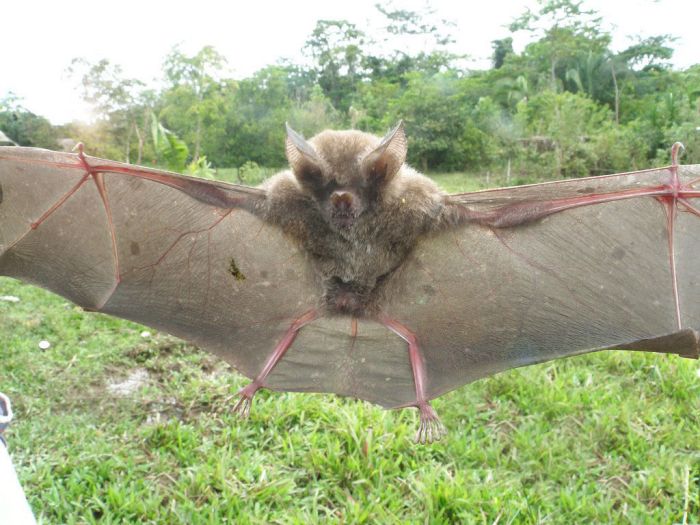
[332,191,354,209]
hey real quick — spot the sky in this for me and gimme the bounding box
[1,0,697,124]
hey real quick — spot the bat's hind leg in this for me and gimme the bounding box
[232,310,318,418]
[380,315,446,444]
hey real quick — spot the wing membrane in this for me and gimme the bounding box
[1,147,698,409]
[383,166,700,404]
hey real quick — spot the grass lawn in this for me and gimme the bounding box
[0,171,699,523]
[212,167,501,194]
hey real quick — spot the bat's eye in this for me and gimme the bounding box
[331,191,354,211]
[297,166,322,187]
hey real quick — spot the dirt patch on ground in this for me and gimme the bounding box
[106,368,150,396]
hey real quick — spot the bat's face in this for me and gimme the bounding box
[320,185,365,231]
[285,124,407,233]
[296,149,369,231]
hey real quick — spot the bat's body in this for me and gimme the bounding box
[0,126,698,443]
[261,126,446,317]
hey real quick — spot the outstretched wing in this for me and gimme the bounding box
[0,147,410,408]
[381,164,700,404]
[2,147,699,410]
[0,147,320,379]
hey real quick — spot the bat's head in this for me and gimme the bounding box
[285,122,407,232]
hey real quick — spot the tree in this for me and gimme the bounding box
[220,66,294,168]
[557,35,675,125]
[304,20,367,112]
[510,0,610,92]
[492,38,514,69]
[375,4,455,46]
[386,72,468,171]
[288,84,342,136]
[161,46,228,162]
[67,58,147,162]
[514,90,649,177]
[3,12,693,181]
[0,94,58,149]
[365,5,460,83]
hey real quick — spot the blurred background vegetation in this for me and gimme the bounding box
[1,0,699,185]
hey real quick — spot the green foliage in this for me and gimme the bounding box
[160,46,228,163]
[235,160,266,186]
[66,58,152,163]
[304,20,366,112]
[186,155,215,179]
[658,122,700,165]
[61,120,126,160]
[492,37,514,69]
[387,73,457,170]
[0,110,57,149]
[3,1,700,176]
[516,91,605,176]
[151,114,189,172]
[219,66,292,168]
[0,95,58,149]
[288,84,342,137]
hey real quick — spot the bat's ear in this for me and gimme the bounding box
[362,120,407,185]
[285,123,323,186]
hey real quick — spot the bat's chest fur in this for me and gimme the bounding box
[309,219,418,316]
[263,171,442,316]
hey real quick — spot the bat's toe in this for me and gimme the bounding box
[414,403,446,444]
[232,396,251,418]
[232,382,261,419]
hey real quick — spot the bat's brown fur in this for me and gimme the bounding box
[258,125,450,316]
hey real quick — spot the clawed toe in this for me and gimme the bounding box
[232,395,252,418]
[415,403,446,444]
[232,383,260,419]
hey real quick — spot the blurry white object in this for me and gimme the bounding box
[0,393,37,525]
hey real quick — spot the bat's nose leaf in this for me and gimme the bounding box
[331,191,354,210]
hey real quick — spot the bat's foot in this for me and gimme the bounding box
[415,402,446,444]
[232,382,260,419]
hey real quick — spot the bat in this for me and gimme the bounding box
[0,123,698,444]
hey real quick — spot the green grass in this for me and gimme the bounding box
[430,172,499,193]
[2,279,699,524]
[1,171,699,523]
[211,166,502,193]
[213,167,279,187]
[217,168,539,196]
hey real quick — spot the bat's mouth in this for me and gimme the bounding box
[331,212,357,229]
